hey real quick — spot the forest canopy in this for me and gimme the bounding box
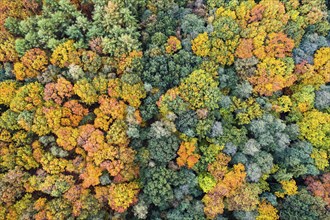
[0,0,330,219]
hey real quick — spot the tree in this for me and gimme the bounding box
[73,78,99,104]
[248,57,296,96]
[191,32,211,57]
[44,77,74,105]
[51,40,81,68]
[0,81,18,106]
[178,69,221,110]
[298,110,330,150]
[148,134,180,164]
[176,140,200,169]
[14,48,48,80]
[108,182,140,213]
[10,82,44,113]
[256,200,279,220]
[280,189,329,219]
[80,162,102,188]
[142,166,177,208]
[202,153,248,218]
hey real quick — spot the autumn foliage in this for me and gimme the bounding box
[0,0,330,219]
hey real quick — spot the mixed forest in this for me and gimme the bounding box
[0,0,330,219]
